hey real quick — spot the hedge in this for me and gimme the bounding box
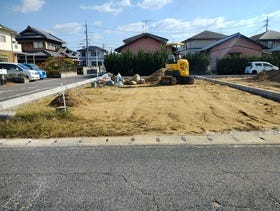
[217,54,280,75]
[104,49,210,76]
[104,49,167,76]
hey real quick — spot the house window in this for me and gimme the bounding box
[0,55,8,62]
[0,34,6,42]
[33,41,43,49]
[91,51,96,56]
[267,41,273,49]
[47,42,56,50]
[81,52,85,57]
[229,52,241,57]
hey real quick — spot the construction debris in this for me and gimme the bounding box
[123,74,146,85]
[145,68,166,84]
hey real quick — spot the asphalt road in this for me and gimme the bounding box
[1,144,280,210]
[0,75,94,102]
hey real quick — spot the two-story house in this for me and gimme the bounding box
[0,24,22,62]
[77,46,108,73]
[16,25,78,64]
[115,33,168,54]
[251,30,280,52]
[182,30,227,54]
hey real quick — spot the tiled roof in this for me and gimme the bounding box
[183,30,227,42]
[123,33,168,44]
[115,33,168,52]
[0,24,17,34]
[200,33,267,51]
[77,45,107,52]
[251,30,280,40]
[17,25,63,43]
[59,47,79,58]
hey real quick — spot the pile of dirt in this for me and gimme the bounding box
[253,70,280,82]
[49,91,89,107]
[145,68,166,84]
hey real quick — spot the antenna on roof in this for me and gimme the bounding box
[142,20,152,33]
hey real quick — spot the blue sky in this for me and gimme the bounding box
[1,0,280,51]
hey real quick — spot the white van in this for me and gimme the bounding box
[0,62,40,81]
[244,61,279,74]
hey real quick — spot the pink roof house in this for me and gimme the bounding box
[115,33,168,54]
[200,33,267,71]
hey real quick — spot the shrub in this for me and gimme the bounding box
[183,53,210,75]
[42,57,76,74]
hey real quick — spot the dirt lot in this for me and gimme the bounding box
[217,70,280,92]
[42,80,280,136]
[1,70,279,138]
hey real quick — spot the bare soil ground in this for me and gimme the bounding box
[217,70,280,92]
[48,80,280,136]
[1,69,279,138]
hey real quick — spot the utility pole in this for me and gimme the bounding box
[265,16,269,32]
[142,20,151,33]
[85,23,89,67]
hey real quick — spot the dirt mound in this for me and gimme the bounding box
[254,70,280,82]
[145,68,165,84]
[49,91,89,107]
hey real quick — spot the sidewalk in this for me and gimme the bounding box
[0,130,279,148]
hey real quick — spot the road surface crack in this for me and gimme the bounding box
[212,161,280,208]
[120,174,160,210]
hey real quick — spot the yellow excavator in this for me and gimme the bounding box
[160,43,194,85]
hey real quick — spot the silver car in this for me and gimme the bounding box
[0,62,40,81]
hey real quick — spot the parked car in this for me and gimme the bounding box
[244,61,279,74]
[0,62,40,82]
[21,63,47,79]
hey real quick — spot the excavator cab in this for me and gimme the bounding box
[160,43,194,85]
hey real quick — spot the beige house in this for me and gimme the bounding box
[0,24,22,62]
[251,30,280,52]
[182,30,227,54]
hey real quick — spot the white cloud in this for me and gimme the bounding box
[103,9,280,45]
[137,0,172,10]
[13,0,45,13]
[118,22,144,33]
[151,18,190,32]
[119,0,131,7]
[267,9,280,18]
[53,22,83,34]
[80,0,131,15]
[93,21,103,26]
[192,17,225,28]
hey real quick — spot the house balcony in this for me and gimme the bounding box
[12,43,22,53]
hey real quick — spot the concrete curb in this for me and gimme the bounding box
[0,131,279,148]
[195,76,280,102]
[0,77,97,111]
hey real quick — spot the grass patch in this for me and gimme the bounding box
[0,107,80,138]
[0,104,129,138]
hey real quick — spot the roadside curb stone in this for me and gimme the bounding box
[0,131,279,148]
